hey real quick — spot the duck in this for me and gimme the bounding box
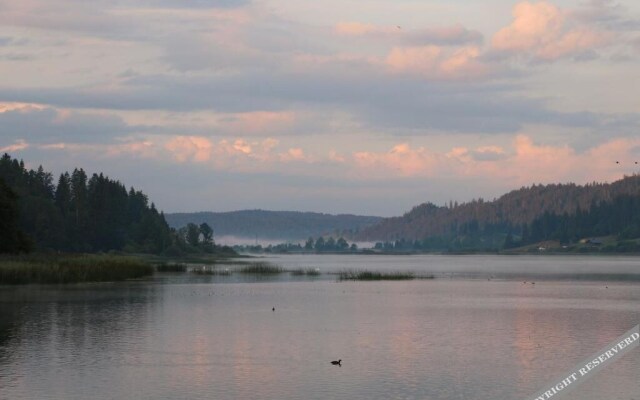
[331,359,342,366]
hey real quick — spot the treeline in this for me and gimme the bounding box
[165,210,382,240]
[356,175,640,244]
[0,154,232,256]
[359,194,640,253]
[234,236,358,254]
[511,195,640,251]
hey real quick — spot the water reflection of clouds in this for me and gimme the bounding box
[0,285,158,398]
[1,277,638,399]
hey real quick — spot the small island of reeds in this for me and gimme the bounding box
[0,254,154,284]
[290,268,321,276]
[337,270,420,281]
[239,262,284,274]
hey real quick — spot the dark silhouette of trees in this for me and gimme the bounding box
[0,177,32,253]
[0,153,174,254]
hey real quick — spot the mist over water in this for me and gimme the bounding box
[1,255,639,400]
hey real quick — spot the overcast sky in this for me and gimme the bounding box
[1,0,639,216]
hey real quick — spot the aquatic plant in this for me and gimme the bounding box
[239,262,284,274]
[289,268,321,276]
[338,270,416,281]
[155,263,188,272]
[0,254,153,284]
[192,267,232,275]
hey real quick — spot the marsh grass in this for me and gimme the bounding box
[239,262,284,274]
[155,263,188,272]
[290,268,321,276]
[192,267,232,276]
[338,270,416,281]
[0,254,153,284]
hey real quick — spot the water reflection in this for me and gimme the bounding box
[0,256,639,400]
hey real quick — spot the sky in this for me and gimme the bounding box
[1,0,639,217]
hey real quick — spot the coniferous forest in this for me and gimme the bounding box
[0,154,229,256]
[3,152,640,255]
[356,174,640,252]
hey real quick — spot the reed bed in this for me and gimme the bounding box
[289,268,321,276]
[338,270,416,281]
[155,263,188,272]
[239,262,284,274]
[192,267,232,276]
[0,254,153,284]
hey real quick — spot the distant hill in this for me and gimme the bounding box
[355,174,640,243]
[165,210,383,240]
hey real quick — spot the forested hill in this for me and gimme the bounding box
[0,153,174,253]
[165,210,383,240]
[355,174,640,242]
[0,153,226,256]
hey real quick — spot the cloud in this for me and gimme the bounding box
[39,140,157,159]
[0,1,138,40]
[279,147,309,162]
[343,134,640,187]
[335,22,379,36]
[0,139,29,153]
[164,136,213,162]
[335,22,483,46]
[221,111,296,135]
[0,103,140,144]
[139,0,250,9]
[386,45,489,79]
[449,135,640,185]
[572,0,640,32]
[353,143,436,177]
[491,1,613,61]
[402,25,484,47]
[2,67,635,137]
[163,135,291,168]
[470,146,508,161]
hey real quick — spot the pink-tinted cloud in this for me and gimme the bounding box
[353,143,436,177]
[278,147,309,162]
[444,135,640,185]
[0,102,45,113]
[492,1,613,61]
[0,139,29,152]
[223,111,296,135]
[165,135,213,162]
[335,22,483,46]
[386,45,488,79]
[328,149,346,163]
[335,22,381,36]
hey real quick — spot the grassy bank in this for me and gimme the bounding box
[0,254,154,284]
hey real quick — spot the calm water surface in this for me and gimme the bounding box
[1,255,639,400]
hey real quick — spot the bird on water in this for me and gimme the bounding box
[331,359,342,366]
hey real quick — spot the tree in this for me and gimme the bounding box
[503,231,515,249]
[304,237,314,250]
[186,223,201,247]
[55,173,72,218]
[325,237,336,251]
[314,237,325,251]
[0,178,31,253]
[200,222,214,251]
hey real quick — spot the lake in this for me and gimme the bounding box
[1,254,639,400]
